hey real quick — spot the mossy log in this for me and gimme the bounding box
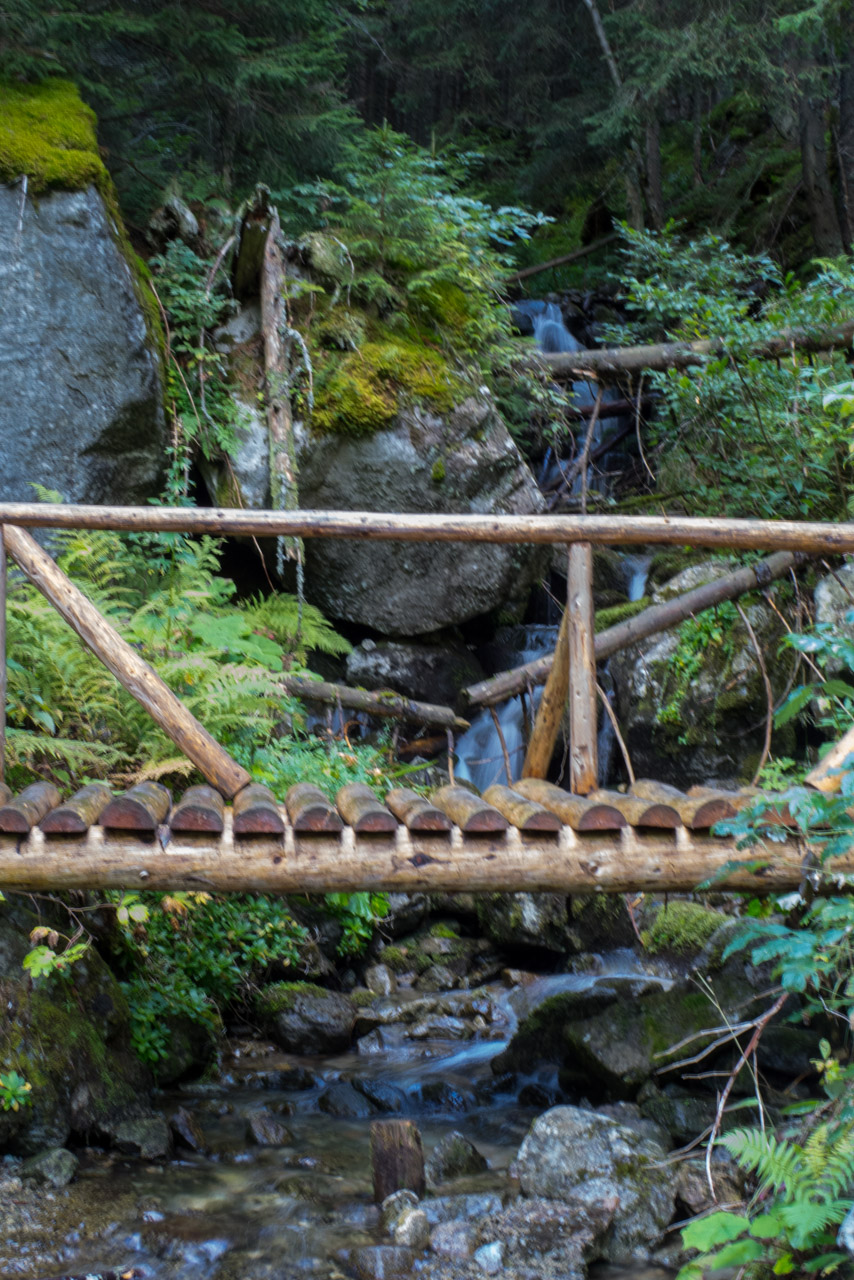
[280,674,469,731]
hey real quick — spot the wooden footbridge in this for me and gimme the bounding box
[0,500,851,896]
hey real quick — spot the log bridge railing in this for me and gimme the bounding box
[0,501,852,895]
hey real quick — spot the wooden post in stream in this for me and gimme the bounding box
[0,527,6,787]
[1,524,252,798]
[522,543,598,791]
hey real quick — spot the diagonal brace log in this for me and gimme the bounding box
[2,524,251,798]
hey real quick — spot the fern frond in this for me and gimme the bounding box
[721,1128,804,1193]
[134,757,195,783]
[778,1198,852,1249]
[6,728,122,777]
[241,593,351,656]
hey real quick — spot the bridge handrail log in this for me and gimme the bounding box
[1,503,854,554]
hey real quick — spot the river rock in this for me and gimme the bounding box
[294,395,547,635]
[351,1077,406,1114]
[346,639,485,705]
[112,1115,171,1159]
[255,983,355,1054]
[476,1197,616,1279]
[381,1188,420,1232]
[476,892,573,954]
[393,1206,430,1250]
[0,183,166,507]
[247,1109,294,1145]
[473,1241,504,1274]
[364,964,397,996]
[813,562,854,675]
[380,894,430,938]
[430,1220,477,1260]
[20,1146,78,1187]
[514,1106,677,1263]
[341,1245,414,1279]
[169,1106,208,1153]
[426,1132,488,1185]
[318,1081,377,1118]
[415,964,457,992]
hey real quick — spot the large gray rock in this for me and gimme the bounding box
[610,560,787,787]
[514,1106,677,1263]
[294,396,547,635]
[0,185,166,505]
[346,639,484,705]
[255,982,355,1054]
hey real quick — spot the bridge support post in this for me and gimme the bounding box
[0,527,5,787]
[522,542,598,791]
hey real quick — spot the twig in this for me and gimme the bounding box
[579,388,604,514]
[704,990,788,1197]
[634,372,655,483]
[820,558,854,608]
[596,681,635,782]
[735,602,773,786]
[490,706,513,784]
[205,234,237,298]
[446,729,455,785]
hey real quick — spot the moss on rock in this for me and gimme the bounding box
[595,597,650,631]
[0,79,107,194]
[641,900,726,957]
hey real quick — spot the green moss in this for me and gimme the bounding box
[0,79,108,194]
[429,922,459,939]
[595,597,650,631]
[312,323,469,437]
[431,457,446,483]
[641,900,726,957]
[349,987,377,1008]
[256,981,328,1015]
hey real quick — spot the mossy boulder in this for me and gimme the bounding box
[0,79,166,509]
[295,392,547,636]
[476,892,572,955]
[255,982,355,1054]
[0,900,151,1156]
[641,900,727,958]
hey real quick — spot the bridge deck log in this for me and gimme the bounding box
[0,822,820,895]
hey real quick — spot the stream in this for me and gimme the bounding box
[1,955,677,1280]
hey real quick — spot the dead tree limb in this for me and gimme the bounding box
[279,675,470,732]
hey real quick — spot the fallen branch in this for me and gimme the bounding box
[506,233,619,283]
[465,550,805,708]
[534,319,854,380]
[279,674,470,732]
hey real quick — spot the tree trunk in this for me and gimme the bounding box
[800,90,845,257]
[838,47,854,247]
[644,113,664,230]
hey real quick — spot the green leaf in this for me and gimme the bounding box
[773,1254,795,1274]
[682,1211,751,1251]
[703,1238,765,1267]
[750,1211,785,1238]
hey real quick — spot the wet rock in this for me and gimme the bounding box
[417,1081,470,1113]
[476,892,572,953]
[20,1147,78,1187]
[341,1245,414,1279]
[426,1131,488,1185]
[365,964,397,996]
[381,1188,420,1232]
[295,395,547,636]
[169,1106,208,1153]
[514,1105,677,1262]
[430,1219,477,1260]
[351,1077,406,1113]
[474,1240,504,1274]
[346,639,484,706]
[247,1109,294,1145]
[112,1115,172,1159]
[255,983,355,1054]
[155,1013,217,1085]
[415,964,457,992]
[147,193,200,247]
[517,1082,561,1109]
[421,1192,503,1225]
[393,1206,430,1250]
[408,1014,471,1039]
[318,1082,377,1118]
[675,1155,745,1216]
[357,1026,410,1054]
[380,894,431,938]
[638,1082,718,1145]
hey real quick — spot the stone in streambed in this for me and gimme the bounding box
[255,983,355,1054]
[319,1081,377,1118]
[247,1109,294,1145]
[112,1115,171,1159]
[339,1245,414,1279]
[426,1131,488,1186]
[21,1146,78,1186]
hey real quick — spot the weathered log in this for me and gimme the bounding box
[2,524,252,798]
[0,781,61,833]
[505,233,619,282]
[280,675,470,731]
[5,505,854,557]
[336,783,397,834]
[629,779,736,829]
[536,318,854,379]
[466,550,802,707]
[371,1118,425,1203]
[169,785,225,834]
[805,722,854,793]
[568,542,597,792]
[0,826,821,894]
[285,782,344,833]
[385,787,452,833]
[233,783,284,836]
[41,782,113,834]
[522,606,570,781]
[101,782,171,832]
[431,785,509,833]
[512,777,625,830]
[589,788,679,828]
[0,782,11,809]
[482,784,562,832]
